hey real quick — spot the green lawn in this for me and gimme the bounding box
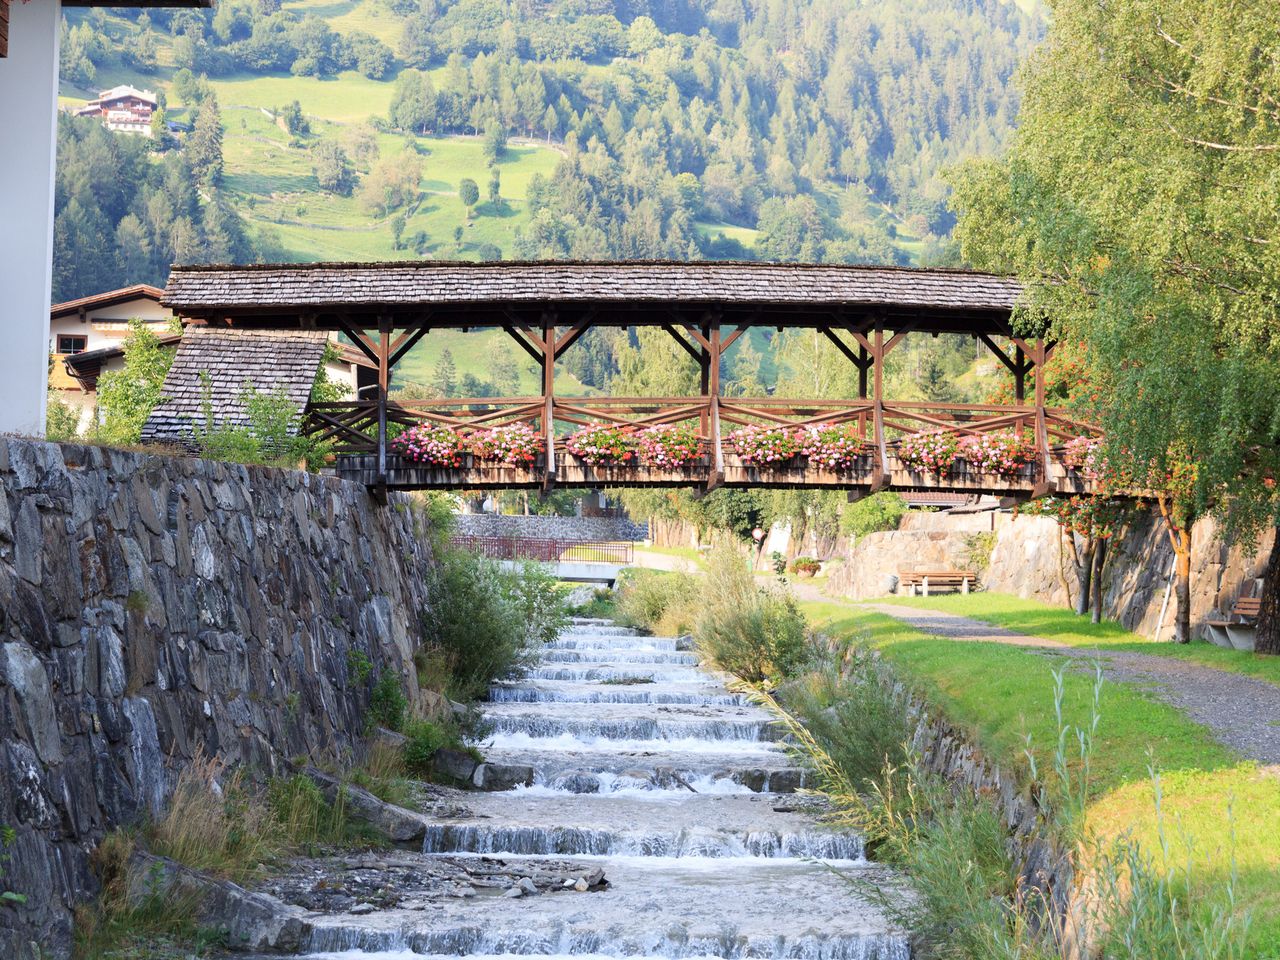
[879,592,1280,688]
[800,600,1280,955]
[207,71,398,123]
[634,544,707,569]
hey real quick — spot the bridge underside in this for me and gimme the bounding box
[161,261,1107,500]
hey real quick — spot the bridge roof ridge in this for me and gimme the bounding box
[163,259,1024,318]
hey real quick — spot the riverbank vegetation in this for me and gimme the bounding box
[795,602,1278,957]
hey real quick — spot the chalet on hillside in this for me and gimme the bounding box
[74,83,157,137]
[50,285,376,434]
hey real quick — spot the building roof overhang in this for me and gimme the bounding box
[50,284,167,320]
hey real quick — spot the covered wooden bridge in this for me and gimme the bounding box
[161,260,1101,499]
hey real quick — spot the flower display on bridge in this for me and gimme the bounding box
[474,423,541,465]
[729,425,804,465]
[638,425,702,468]
[390,424,468,467]
[958,430,1035,477]
[897,429,961,474]
[566,424,638,466]
[799,423,865,470]
[1063,435,1103,479]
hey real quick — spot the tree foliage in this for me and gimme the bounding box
[94,319,175,446]
[950,0,1280,646]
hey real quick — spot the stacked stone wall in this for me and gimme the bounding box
[830,508,1272,636]
[0,440,436,959]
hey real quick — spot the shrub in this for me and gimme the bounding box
[565,424,638,465]
[399,717,474,779]
[192,375,327,469]
[695,546,809,682]
[46,396,81,442]
[419,550,550,699]
[638,425,702,467]
[789,557,821,576]
[615,568,698,635]
[840,491,907,540]
[368,670,408,732]
[93,319,174,446]
[507,560,570,648]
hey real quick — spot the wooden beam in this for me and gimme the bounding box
[819,327,871,369]
[720,327,746,354]
[554,320,591,358]
[662,324,703,362]
[376,318,392,488]
[681,324,712,353]
[503,324,544,364]
[388,325,430,370]
[334,318,380,366]
[542,314,556,484]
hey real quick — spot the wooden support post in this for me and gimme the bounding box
[1032,336,1056,497]
[376,316,392,492]
[699,319,711,439]
[870,324,890,491]
[858,343,869,399]
[1015,343,1026,402]
[542,312,557,490]
[708,319,724,490]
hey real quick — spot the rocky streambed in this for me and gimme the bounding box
[218,617,908,959]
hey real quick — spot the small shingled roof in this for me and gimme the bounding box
[163,260,1023,315]
[141,327,328,446]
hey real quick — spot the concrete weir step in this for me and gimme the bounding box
[257,616,901,960]
[299,857,907,960]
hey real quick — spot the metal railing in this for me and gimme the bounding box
[450,534,634,565]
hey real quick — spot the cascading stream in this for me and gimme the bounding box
[298,616,908,960]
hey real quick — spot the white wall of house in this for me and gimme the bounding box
[0,0,61,436]
[50,297,173,354]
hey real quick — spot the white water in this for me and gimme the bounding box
[298,618,907,960]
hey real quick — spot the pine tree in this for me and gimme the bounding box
[187,95,225,185]
[430,349,457,397]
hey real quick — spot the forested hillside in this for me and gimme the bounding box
[56,0,1044,302]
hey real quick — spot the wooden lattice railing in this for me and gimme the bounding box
[303,394,1103,496]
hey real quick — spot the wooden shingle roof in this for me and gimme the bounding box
[140,327,327,446]
[163,261,1023,318]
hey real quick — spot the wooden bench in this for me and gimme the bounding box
[897,569,977,597]
[1204,596,1261,651]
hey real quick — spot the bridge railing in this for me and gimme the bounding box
[450,534,635,565]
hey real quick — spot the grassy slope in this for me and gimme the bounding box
[800,600,1280,954]
[880,593,1280,687]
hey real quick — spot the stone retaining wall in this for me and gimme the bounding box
[0,440,437,960]
[830,509,1272,637]
[455,513,646,542]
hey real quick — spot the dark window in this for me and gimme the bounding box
[57,335,87,355]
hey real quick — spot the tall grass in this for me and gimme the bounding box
[758,634,1251,960]
[614,568,699,635]
[694,546,808,682]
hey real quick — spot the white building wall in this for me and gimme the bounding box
[49,297,174,352]
[0,0,61,435]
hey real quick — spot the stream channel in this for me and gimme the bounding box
[292,617,909,959]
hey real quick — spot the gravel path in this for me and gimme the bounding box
[861,603,1280,766]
